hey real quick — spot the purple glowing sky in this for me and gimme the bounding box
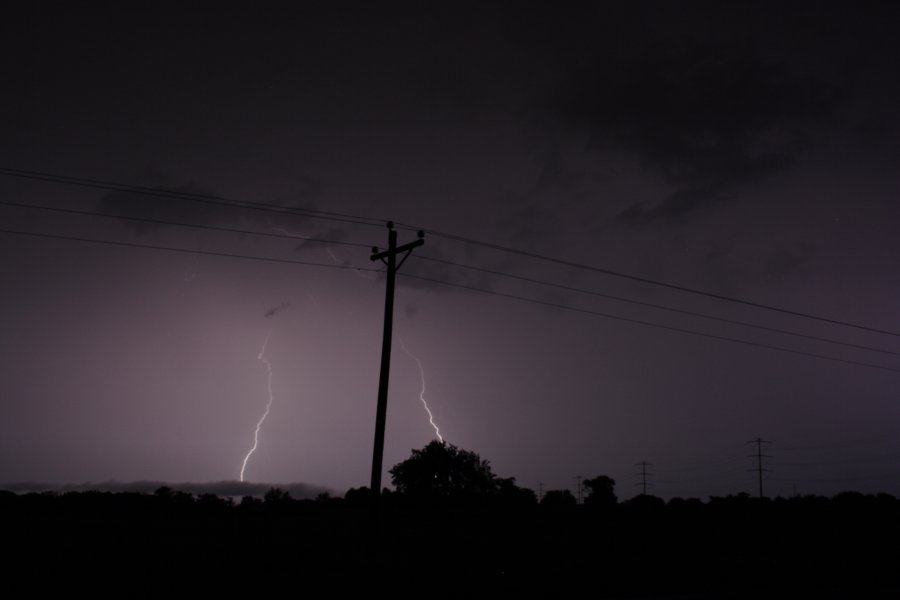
[1,2,898,499]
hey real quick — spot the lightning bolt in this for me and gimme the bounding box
[240,330,275,482]
[398,338,443,443]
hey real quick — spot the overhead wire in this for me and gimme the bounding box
[0,167,386,229]
[396,271,900,374]
[1,212,899,374]
[7,199,893,358]
[3,167,897,337]
[407,228,900,338]
[412,254,900,357]
[2,221,897,375]
[2,169,899,372]
[0,200,373,249]
[0,228,381,273]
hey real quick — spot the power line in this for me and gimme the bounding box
[5,223,900,375]
[412,254,900,357]
[12,198,894,360]
[0,167,385,229]
[10,196,900,356]
[396,271,900,375]
[411,229,900,338]
[0,227,382,273]
[0,200,373,249]
[4,166,897,339]
[10,193,898,360]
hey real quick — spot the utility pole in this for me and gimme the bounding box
[575,475,583,504]
[635,461,652,496]
[747,438,772,499]
[538,482,544,503]
[369,222,424,495]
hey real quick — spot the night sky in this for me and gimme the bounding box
[1,2,898,499]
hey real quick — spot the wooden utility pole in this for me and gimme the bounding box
[369,222,424,495]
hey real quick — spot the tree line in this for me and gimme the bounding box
[2,440,898,595]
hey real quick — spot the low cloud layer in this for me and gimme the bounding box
[3,480,329,499]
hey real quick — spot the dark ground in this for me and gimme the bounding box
[3,489,898,597]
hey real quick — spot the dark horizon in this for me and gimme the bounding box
[5,470,899,595]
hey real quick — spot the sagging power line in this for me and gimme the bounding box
[396,272,900,375]
[2,224,899,375]
[411,254,900,357]
[3,165,898,338]
[9,197,896,360]
[0,200,373,249]
[0,227,381,274]
[407,228,900,338]
[0,167,386,229]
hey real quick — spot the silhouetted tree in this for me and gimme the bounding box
[496,477,538,507]
[540,489,577,508]
[583,475,617,507]
[389,440,498,497]
[238,495,261,510]
[343,486,375,505]
[624,493,665,511]
[197,493,232,511]
[263,487,292,505]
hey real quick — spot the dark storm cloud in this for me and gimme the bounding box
[290,226,352,252]
[700,243,815,294]
[264,302,291,319]
[761,244,815,282]
[97,182,226,234]
[551,44,834,224]
[501,148,588,245]
[96,175,325,234]
[396,245,499,294]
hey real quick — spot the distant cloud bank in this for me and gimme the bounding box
[1,480,330,499]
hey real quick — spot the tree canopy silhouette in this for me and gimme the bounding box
[389,440,499,497]
[583,475,617,507]
[540,489,577,508]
